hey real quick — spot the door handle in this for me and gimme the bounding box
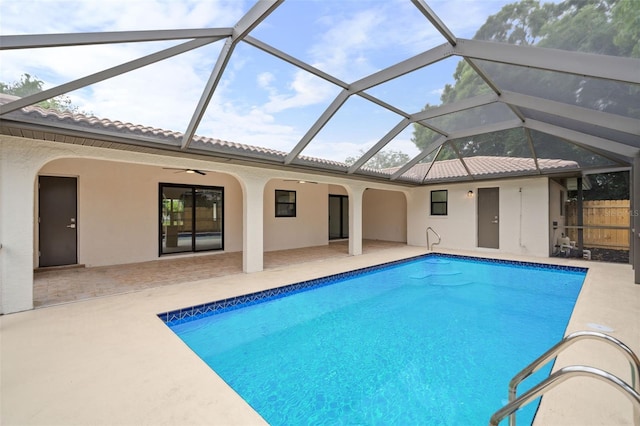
[491,220,499,224]
[66,224,76,229]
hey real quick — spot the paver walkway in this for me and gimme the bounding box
[34,240,406,307]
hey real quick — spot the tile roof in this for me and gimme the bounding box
[1,93,579,182]
[396,156,578,182]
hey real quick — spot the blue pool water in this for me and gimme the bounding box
[163,254,586,425]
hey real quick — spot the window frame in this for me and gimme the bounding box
[275,189,297,218]
[158,182,224,256]
[430,190,448,216]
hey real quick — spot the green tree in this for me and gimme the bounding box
[345,149,410,169]
[412,0,639,155]
[568,171,630,200]
[0,73,80,113]
[612,0,640,57]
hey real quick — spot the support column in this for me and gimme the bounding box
[241,174,268,273]
[634,157,640,284]
[347,185,365,256]
[577,176,584,253]
[0,141,40,314]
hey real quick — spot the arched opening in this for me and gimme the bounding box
[34,157,244,307]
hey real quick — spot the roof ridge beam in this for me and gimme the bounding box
[348,118,411,174]
[446,119,523,140]
[284,89,351,164]
[0,29,232,50]
[526,119,639,158]
[449,141,475,180]
[349,43,453,93]
[182,1,282,149]
[464,59,526,122]
[0,37,218,116]
[420,144,445,183]
[410,0,457,46]
[412,93,498,122]
[524,128,542,174]
[500,91,640,135]
[232,0,283,42]
[181,39,234,149]
[391,137,446,180]
[454,39,640,85]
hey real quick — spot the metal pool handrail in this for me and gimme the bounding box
[426,227,441,251]
[489,365,640,426]
[506,330,640,426]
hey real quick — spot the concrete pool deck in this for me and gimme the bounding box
[2,245,639,425]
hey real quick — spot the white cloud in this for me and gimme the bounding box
[0,0,244,34]
[199,100,300,153]
[426,0,510,39]
[310,8,386,80]
[262,70,336,114]
[257,72,275,91]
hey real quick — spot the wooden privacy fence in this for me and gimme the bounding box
[566,199,630,250]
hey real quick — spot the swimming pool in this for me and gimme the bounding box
[160,254,586,425]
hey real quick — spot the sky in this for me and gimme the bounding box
[0,0,520,164]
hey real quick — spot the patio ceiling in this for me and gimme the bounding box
[0,0,638,186]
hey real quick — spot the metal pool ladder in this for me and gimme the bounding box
[426,227,441,251]
[489,330,640,426]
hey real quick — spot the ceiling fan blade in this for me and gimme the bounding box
[284,179,317,184]
[161,167,207,175]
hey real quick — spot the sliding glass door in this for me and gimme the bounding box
[329,195,349,240]
[160,184,224,255]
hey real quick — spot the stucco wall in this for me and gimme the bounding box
[328,184,348,196]
[39,158,243,267]
[407,177,550,257]
[1,136,411,313]
[263,180,329,251]
[362,189,407,242]
[1,134,558,313]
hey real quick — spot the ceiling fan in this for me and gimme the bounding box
[162,167,207,175]
[283,179,317,184]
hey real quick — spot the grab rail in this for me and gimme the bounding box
[426,227,441,251]
[489,365,640,426]
[507,330,640,426]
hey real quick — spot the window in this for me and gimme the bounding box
[275,190,296,217]
[431,190,448,215]
[159,183,224,255]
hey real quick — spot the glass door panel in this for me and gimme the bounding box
[341,197,349,238]
[162,186,193,254]
[329,195,349,240]
[195,188,223,251]
[329,195,342,239]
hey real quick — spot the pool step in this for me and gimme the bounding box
[422,258,451,264]
[409,270,461,279]
[409,270,472,286]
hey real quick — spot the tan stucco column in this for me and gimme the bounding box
[405,190,429,247]
[0,138,45,313]
[345,184,366,256]
[239,174,268,273]
[630,156,640,284]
